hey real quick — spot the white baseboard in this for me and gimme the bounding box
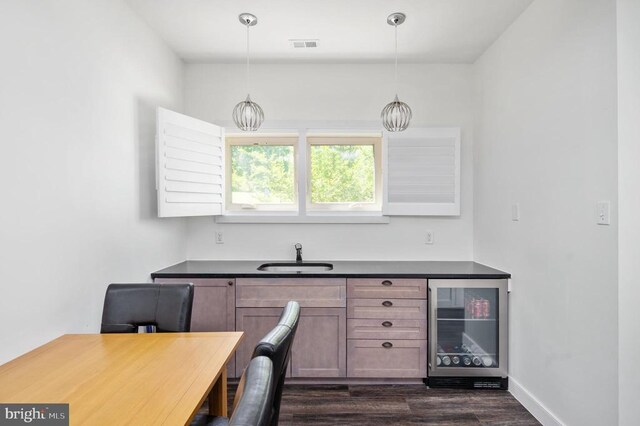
[509,377,565,426]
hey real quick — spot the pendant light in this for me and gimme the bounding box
[381,12,412,132]
[233,13,264,131]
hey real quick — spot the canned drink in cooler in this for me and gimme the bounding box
[482,298,490,319]
[474,299,483,319]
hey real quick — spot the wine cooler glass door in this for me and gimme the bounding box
[429,280,508,377]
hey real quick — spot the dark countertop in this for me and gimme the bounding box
[151,260,510,279]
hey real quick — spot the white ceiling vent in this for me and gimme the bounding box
[289,39,318,48]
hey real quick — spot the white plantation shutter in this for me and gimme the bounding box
[156,108,224,217]
[383,128,460,216]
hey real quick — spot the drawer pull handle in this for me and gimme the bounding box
[228,281,234,286]
[382,342,393,348]
[382,321,393,328]
[381,280,393,286]
[382,301,393,307]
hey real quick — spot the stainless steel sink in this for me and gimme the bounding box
[257,262,334,272]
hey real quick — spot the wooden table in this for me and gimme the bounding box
[0,332,244,425]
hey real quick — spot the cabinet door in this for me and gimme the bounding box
[291,308,346,378]
[155,278,236,376]
[235,308,292,378]
[155,278,235,332]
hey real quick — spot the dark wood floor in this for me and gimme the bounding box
[207,384,541,425]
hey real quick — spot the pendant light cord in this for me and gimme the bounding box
[246,23,250,96]
[394,22,398,96]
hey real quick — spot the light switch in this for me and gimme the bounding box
[597,201,610,225]
[511,203,520,221]
[425,231,434,245]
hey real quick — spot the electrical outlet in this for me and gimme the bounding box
[215,231,224,244]
[425,231,434,245]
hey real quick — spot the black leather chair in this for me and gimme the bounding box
[100,283,194,333]
[251,301,300,426]
[193,356,275,426]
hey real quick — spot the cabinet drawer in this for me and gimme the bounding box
[347,339,427,378]
[347,299,427,319]
[347,319,427,340]
[347,278,427,299]
[236,278,346,308]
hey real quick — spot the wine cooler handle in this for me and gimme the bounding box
[382,321,393,328]
[382,301,393,307]
[382,342,393,348]
[381,280,392,286]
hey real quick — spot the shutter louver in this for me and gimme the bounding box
[156,108,224,217]
[383,128,460,216]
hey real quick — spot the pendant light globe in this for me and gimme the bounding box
[233,94,264,132]
[381,95,412,132]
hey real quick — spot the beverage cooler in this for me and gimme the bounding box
[427,279,509,390]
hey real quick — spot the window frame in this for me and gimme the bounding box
[225,133,299,213]
[305,133,383,212]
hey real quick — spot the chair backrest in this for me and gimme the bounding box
[100,283,194,333]
[251,301,300,426]
[229,356,275,426]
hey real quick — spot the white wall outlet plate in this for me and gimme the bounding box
[425,231,434,244]
[215,231,224,244]
[596,201,610,225]
[511,203,520,221]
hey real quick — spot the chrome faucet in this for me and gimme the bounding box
[295,243,303,264]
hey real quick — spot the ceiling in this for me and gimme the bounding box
[126,0,534,64]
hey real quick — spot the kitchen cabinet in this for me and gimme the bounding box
[150,261,511,383]
[291,308,346,377]
[235,307,288,378]
[347,339,427,378]
[235,278,347,378]
[154,278,236,376]
[347,278,427,299]
[235,277,346,308]
[347,278,428,378]
[347,298,427,320]
[347,318,427,340]
[154,278,235,331]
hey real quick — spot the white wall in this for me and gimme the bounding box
[184,63,474,261]
[473,0,618,425]
[0,0,186,363]
[617,0,640,424]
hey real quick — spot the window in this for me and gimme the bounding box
[156,107,461,221]
[226,136,298,211]
[307,135,382,212]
